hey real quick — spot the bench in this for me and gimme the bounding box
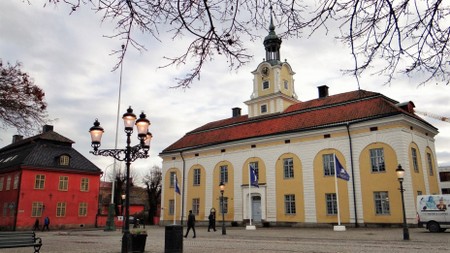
[0,231,42,253]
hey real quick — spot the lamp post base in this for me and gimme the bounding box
[121,231,132,253]
[403,227,410,240]
[104,203,116,231]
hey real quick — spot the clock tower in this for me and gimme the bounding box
[245,16,298,118]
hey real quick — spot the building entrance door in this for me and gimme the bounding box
[252,196,262,222]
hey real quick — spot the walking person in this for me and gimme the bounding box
[184,210,196,238]
[32,218,40,231]
[208,210,216,232]
[42,216,50,231]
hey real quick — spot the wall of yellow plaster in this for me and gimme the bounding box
[313,150,350,223]
[409,142,426,198]
[212,161,234,221]
[258,74,274,97]
[425,147,440,194]
[163,168,182,221]
[360,143,402,223]
[280,65,293,97]
[185,164,206,219]
[275,153,304,222]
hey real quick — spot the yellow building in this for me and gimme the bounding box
[159,20,440,227]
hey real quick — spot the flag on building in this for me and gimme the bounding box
[250,163,259,187]
[175,176,181,194]
[335,156,350,181]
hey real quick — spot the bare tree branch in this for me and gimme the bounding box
[45,0,449,87]
[0,59,48,135]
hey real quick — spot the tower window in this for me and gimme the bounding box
[284,80,289,90]
[261,104,268,113]
[263,81,269,90]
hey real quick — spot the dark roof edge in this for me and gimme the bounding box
[0,131,74,152]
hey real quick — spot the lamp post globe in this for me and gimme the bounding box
[396,164,410,240]
[89,119,104,151]
[396,164,405,181]
[122,106,137,132]
[143,132,152,152]
[135,112,151,141]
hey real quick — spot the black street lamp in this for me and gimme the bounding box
[396,164,410,240]
[89,106,152,253]
[219,182,226,235]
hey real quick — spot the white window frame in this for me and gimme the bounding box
[168,199,175,215]
[79,202,88,216]
[374,191,390,215]
[323,154,335,176]
[220,165,228,183]
[411,147,419,173]
[283,158,294,179]
[192,198,200,215]
[80,178,89,192]
[59,176,69,191]
[326,193,337,215]
[284,194,296,214]
[13,174,19,190]
[57,202,67,217]
[427,153,434,176]
[193,168,201,186]
[370,148,385,172]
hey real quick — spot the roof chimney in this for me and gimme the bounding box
[12,135,23,143]
[232,107,241,117]
[318,85,329,98]
[43,125,54,133]
[396,101,415,114]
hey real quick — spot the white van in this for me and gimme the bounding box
[416,195,450,232]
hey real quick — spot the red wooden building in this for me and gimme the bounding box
[0,125,102,230]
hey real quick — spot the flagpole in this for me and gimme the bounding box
[334,154,341,226]
[249,164,252,227]
[173,176,176,225]
[246,164,256,230]
[333,154,346,231]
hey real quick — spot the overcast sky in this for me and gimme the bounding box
[1,1,449,182]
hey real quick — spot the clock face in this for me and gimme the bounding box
[262,67,269,77]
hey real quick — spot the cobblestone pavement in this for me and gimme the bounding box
[0,226,448,253]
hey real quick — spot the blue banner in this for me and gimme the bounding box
[175,176,181,194]
[250,164,259,187]
[335,156,350,181]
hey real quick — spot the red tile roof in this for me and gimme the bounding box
[161,90,434,154]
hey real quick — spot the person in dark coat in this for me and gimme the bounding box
[184,210,196,238]
[32,218,40,231]
[208,210,216,232]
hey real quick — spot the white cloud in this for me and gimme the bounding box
[1,0,449,182]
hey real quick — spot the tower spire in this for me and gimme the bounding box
[263,13,282,63]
